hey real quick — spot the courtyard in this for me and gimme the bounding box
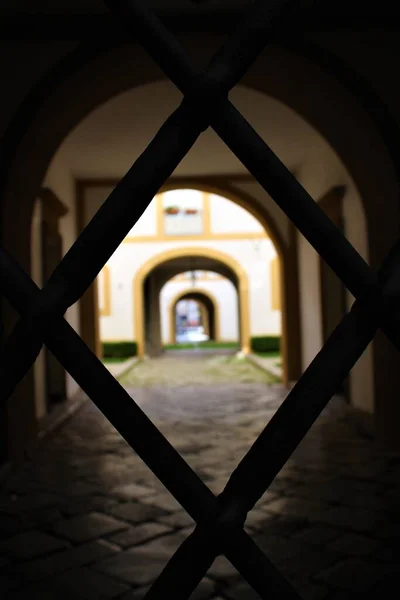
[0,354,399,599]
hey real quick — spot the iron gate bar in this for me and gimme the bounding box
[107,0,298,94]
[111,0,400,350]
[0,0,295,404]
[0,248,302,600]
[2,229,400,600]
[1,243,399,600]
[0,0,399,598]
[3,0,400,402]
[142,239,400,600]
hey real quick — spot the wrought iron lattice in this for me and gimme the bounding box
[1,0,400,598]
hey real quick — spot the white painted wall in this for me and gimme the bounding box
[98,236,281,342]
[210,193,264,234]
[81,185,282,343]
[297,130,374,414]
[230,180,290,246]
[343,187,374,414]
[297,232,323,370]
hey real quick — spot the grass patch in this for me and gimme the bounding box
[254,351,281,359]
[102,356,132,364]
[102,341,137,359]
[164,341,239,351]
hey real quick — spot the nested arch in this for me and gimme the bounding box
[168,287,221,344]
[133,247,249,358]
[157,179,292,382]
[3,39,396,277]
[2,33,399,454]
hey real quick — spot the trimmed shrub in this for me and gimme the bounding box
[102,341,138,358]
[250,336,280,353]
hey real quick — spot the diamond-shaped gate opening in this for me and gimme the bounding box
[2,1,400,599]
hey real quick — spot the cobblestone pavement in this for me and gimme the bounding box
[1,354,400,599]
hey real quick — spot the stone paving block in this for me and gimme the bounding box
[53,512,128,543]
[59,494,119,516]
[252,535,310,565]
[93,530,190,586]
[0,574,17,594]
[30,507,64,526]
[51,566,130,598]
[15,538,120,581]
[109,483,154,500]
[252,515,307,539]
[289,524,342,546]
[92,549,166,585]
[121,581,217,600]
[129,531,191,558]
[157,510,195,529]
[263,497,328,520]
[292,480,383,510]
[314,558,390,591]
[0,555,10,571]
[368,541,398,563]
[57,482,99,497]
[207,555,239,580]
[119,587,150,599]
[0,515,32,541]
[313,506,384,533]
[267,477,300,495]
[371,571,400,596]
[0,492,62,514]
[277,548,342,578]
[225,582,261,600]
[375,522,400,539]
[109,502,168,523]
[0,529,69,560]
[245,508,276,532]
[3,361,400,600]
[254,490,280,508]
[141,493,183,513]
[206,479,227,494]
[131,577,215,600]
[6,566,129,599]
[107,522,171,548]
[287,577,330,600]
[327,533,378,556]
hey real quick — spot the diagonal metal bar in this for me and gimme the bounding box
[0,249,212,520]
[0,107,206,404]
[105,0,297,93]
[1,1,398,598]
[218,241,400,515]
[141,238,400,600]
[143,513,302,600]
[0,0,295,408]
[109,0,400,355]
[0,246,301,600]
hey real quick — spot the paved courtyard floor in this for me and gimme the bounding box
[1,354,400,599]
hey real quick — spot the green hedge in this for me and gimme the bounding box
[102,341,137,358]
[250,336,280,353]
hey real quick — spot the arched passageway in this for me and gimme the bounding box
[133,247,248,358]
[169,288,220,345]
[3,33,398,459]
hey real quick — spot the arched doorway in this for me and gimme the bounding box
[3,35,396,458]
[81,182,286,378]
[168,288,221,345]
[133,247,249,358]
